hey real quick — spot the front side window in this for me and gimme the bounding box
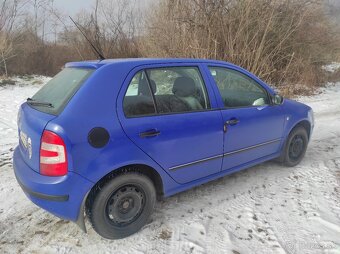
[123,66,210,117]
[209,67,269,108]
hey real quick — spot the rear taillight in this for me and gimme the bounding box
[40,130,68,176]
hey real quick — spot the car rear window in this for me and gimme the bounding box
[30,68,94,115]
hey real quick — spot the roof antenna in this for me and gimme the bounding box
[69,16,105,61]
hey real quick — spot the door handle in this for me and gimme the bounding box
[223,118,239,133]
[139,129,160,138]
[225,118,239,126]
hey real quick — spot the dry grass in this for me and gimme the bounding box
[141,0,340,92]
[159,228,172,240]
[0,0,339,94]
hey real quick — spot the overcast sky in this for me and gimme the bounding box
[52,0,153,15]
[53,0,95,15]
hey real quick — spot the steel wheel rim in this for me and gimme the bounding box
[105,185,145,227]
[289,135,305,161]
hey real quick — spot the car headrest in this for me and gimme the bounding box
[172,77,196,97]
[139,79,157,95]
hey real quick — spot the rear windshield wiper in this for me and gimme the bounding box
[27,98,54,108]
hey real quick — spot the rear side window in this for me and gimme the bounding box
[123,71,157,117]
[123,67,210,117]
[30,68,94,115]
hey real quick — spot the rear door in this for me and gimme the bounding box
[206,65,285,171]
[117,64,224,184]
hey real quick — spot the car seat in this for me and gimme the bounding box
[172,77,203,110]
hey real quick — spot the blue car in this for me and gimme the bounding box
[13,58,314,239]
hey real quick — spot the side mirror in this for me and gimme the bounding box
[272,94,283,105]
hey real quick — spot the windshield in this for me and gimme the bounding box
[30,67,94,115]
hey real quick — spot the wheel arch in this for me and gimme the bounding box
[85,164,165,219]
[85,164,165,218]
[277,119,311,163]
[288,119,312,140]
[75,163,165,233]
[87,164,165,200]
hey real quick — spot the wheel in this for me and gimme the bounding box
[283,126,308,167]
[88,172,156,239]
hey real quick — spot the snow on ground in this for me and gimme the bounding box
[0,76,340,254]
[322,63,340,73]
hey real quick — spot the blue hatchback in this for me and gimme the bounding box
[13,58,314,239]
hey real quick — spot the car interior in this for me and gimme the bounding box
[123,67,270,117]
[124,69,209,117]
[210,67,269,108]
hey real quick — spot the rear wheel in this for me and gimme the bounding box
[283,127,308,167]
[88,172,156,239]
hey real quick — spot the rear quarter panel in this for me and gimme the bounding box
[17,103,55,172]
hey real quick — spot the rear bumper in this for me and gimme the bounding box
[13,146,93,221]
[15,176,69,202]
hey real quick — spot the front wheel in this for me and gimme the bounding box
[87,172,156,239]
[283,126,308,167]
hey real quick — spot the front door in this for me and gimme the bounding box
[207,66,285,171]
[117,64,224,184]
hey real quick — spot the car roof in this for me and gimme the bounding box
[65,58,236,69]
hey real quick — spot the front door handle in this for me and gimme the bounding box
[226,118,239,126]
[224,118,239,132]
[139,129,160,138]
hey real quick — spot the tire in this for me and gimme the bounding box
[282,126,308,167]
[88,172,156,239]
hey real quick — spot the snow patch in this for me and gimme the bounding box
[0,75,51,87]
[322,62,340,73]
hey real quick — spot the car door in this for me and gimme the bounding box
[117,64,224,184]
[206,65,285,171]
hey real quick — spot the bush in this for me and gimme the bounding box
[0,0,339,97]
[141,0,340,96]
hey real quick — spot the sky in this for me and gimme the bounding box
[53,0,153,15]
[53,0,95,15]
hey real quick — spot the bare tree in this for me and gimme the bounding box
[0,0,24,76]
[0,33,14,76]
[0,0,338,85]
[141,0,339,93]
[59,0,141,60]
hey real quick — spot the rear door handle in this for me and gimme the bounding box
[139,129,160,138]
[226,118,239,126]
